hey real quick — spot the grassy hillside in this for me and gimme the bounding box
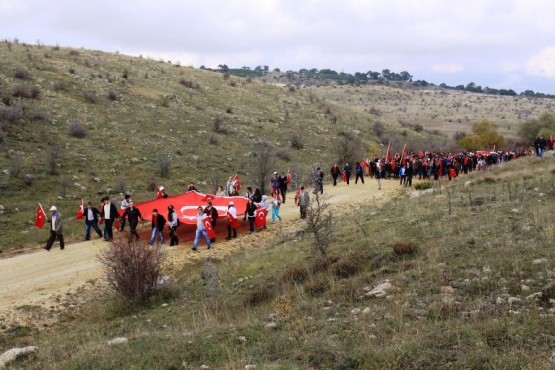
[2,157,554,369]
[1,41,416,250]
[311,83,555,142]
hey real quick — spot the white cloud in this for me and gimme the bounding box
[431,64,464,74]
[525,47,555,79]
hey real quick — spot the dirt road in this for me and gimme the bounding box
[0,178,402,328]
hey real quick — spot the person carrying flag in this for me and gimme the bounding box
[243,197,257,233]
[226,201,239,240]
[203,200,219,242]
[330,163,341,186]
[84,202,103,241]
[149,208,166,245]
[43,206,64,251]
[168,205,180,246]
[343,162,352,185]
[192,206,212,251]
[120,201,145,240]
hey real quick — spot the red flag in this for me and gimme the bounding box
[360,161,369,169]
[287,170,292,185]
[156,188,163,199]
[227,211,240,228]
[35,203,46,229]
[342,170,347,183]
[385,142,392,163]
[255,208,267,228]
[233,175,241,192]
[76,199,84,220]
[203,216,216,239]
[401,144,407,166]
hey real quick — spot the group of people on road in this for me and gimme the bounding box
[42,140,545,253]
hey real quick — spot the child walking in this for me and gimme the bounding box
[271,197,282,223]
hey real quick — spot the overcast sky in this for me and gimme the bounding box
[2,0,555,93]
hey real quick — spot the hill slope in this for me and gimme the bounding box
[1,42,401,250]
[1,157,554,369]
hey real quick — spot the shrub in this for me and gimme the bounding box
[53,81,67,92]
[311,255,339,273]
[107,90,118,101]
[179,78,199,89]
[226,107,233,114]
[68,49,79,56]
[245,285,273,306]
[68,67,76,74]
[304,276,329,296]
[212,115,228,134]
[13,68,31,80]
[414,182,432,190]
[29,87,40,99]
[209,135,219,145]
[373,120,385,137]
[277,265,309,284]
[1,106,24,123]
[67,120,86,138]
[31,112,50,123]
[82,91,97,103]
[46,146,60,175]
[12,86,30,98]
[306,192,333,256]
[1,92,12,106]
[290,133,303,149]
[156,156,171,178]
[332,254,360,278]
[392,242,418,256]
[98,237,165,305]
[275,149,291,162]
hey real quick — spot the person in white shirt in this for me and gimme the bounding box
[226,201,238,240]
[192,206,212,251]
[44,206,64,251]
[119,194,131,231]
[84,202,103,240]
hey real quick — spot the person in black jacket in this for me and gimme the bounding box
[121,201,145,240]
[100,196,119,241]
[330,164,341,186]
[203,201,219,242]
[405,163,414,187]
[149,208,166,245]
[355,162,365,184]
[243,198,257,233]
[84,202,103,240]
[278,172,288,203]
[253,188,262,203]
[343,162,352,185]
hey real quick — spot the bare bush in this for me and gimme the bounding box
[59,175,71,198]
[156,156,171,178]
[335,132,366,164]
[251,141,275,195]
[98,237,165,305]
[82,91,97,104]
[0,106,23,123]
[393,242,418,256]
[373,120,385,138]
[9,152,22,178]
[13,68,31,80]
[31,112,50,123]
[107,90,118,101]
[53,81,67,92]
[46,146,60,175]
[290,133,303,149]
[276,149,291,162]
[67,120,86,138]
[68,49,79,56]
[179,78,200,89]
[29,87,40,99]
[1,92,12,106]
[12,86,30,98]
[212,115,228,134]
[305,191,333,256]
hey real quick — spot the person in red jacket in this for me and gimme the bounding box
[330,164,341,186]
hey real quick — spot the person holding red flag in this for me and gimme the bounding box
[226,201,239,240]
[243,197,257,233]
[76,199,84,220]
[83,202,103,241]
[192,206,212,251]
[43,206,64,251]
[203,200,219,242]
[35,203,47,229]
[385,142,392,163]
